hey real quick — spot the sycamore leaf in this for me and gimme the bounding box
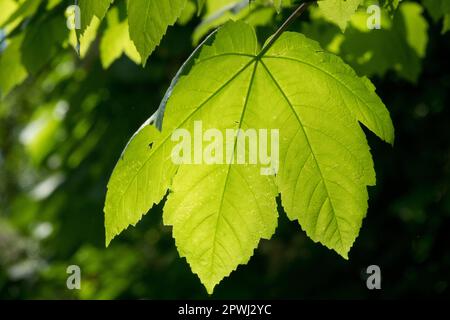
[104,124,178,246]
[151,29,218,130]
[128,0,187,65]
[318,0,363,32]
[105,21,394,293]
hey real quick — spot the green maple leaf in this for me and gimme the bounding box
[104,21,394,293]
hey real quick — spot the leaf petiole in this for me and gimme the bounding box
[257,1,315,58]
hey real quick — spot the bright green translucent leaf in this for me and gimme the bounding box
[318,0,363,31]
[104,26,219,246]
[0,0,19,26]
[128,0,187,65]
[46,0,62,10]
[0,14,68,97]
[1,0,41,28]
[105,21,394,293]
[178,0,197,25]
[100,7,140,68]
[0,35,27,97]
[69,16,100,58]
[104,124,178,246]
[76,0,113,55]
[273,0,282,13]
[78,0,113,35]
[20,101,65,165]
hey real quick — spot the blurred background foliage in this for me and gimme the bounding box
[0,0,449,299]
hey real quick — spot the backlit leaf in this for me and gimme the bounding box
[105,21,394,293]
[318,0,363,31]
[128,0,187,65]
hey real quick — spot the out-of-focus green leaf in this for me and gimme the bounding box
[46,0,62,10]
[304,2,428,82]
[197,0,206,15]
[1,0,41,28]
[128,0,187,65]
[0,35,27,97]
[179,0,197,25]
[0,0,19,26]
[318,0,363,32]
[21,16,68,74]
[100,7,140,68]
[273,0,282,13]
[70,16,100,58]
[78,0,113,35]
[379,0,401,16]
[443,13,450,33]
[422,0,450,21]
[20,101,68,165]
[76,0,113,54]
[422,0,450,33]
